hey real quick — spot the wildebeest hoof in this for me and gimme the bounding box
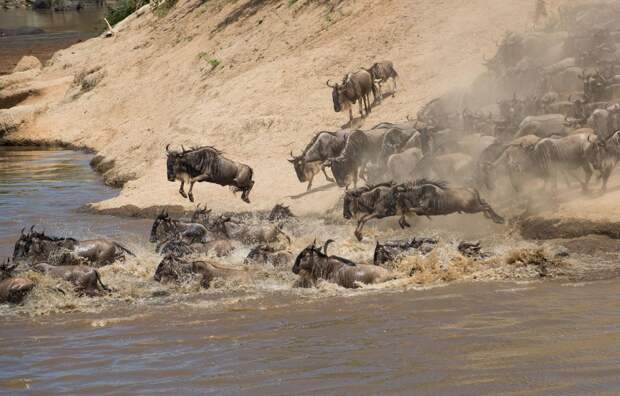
[354,231,363,241]
[188,193,194,202]
[179,191,187,198]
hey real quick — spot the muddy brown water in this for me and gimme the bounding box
[2,147,620,394]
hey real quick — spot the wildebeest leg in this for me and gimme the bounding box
[392,77,397,96]
[241,180,254,203]
[355,214,378,241]
[398,214,411,228]
[349,107,353,124]
[581,163,593,192]
[187,181,196,202]
[321,163,335,183]
[179,181,188,199]
[358,98,364,117]
[479,200,505,224]
[306,173,314,191]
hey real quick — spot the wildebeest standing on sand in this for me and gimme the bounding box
[327,69,376,124]
[166,145,255,203]
[288,130,349,191]
[367,61,399,103]
[292,240,395,288]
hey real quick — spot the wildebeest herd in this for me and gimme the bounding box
[4,2,620,305]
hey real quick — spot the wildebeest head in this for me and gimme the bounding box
[150,209,172,243]
[0,258,18,281]
[13,227,32,259]
[292,240,321,275]
[342,192,354,219]
[268,204,294,222]
[191,203,212,224]
[165,145,186,182]
[327,77,355,113]
[373,242,393,266]
[288,151,308,182]
[154,254,193,283]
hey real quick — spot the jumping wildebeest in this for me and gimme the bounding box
[327,69,376,123]
[373,237,438,266]
[343,183,401,241]
[150,209,210,244]
[154,254,251,288]
[292,240,395,288]
[244,244,292,267]
[33,263,110,297]
[368,61,399,102]
[166,145,254,203]
[14,228,134,266]
[0,259,35,304]
[394,179,505,228]
[289,130,349,191]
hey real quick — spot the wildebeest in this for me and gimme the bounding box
[150,209,210,244]
[166,145,254,203]
[367,61,399,102]
[327,69,376,123]
[0,259,35,304]
[343,183,401,241]
[33,263,110,296]
[154,254,252,288]
[530,132,600,191]
[385,147,424,183]
[244,244,292,267]
[292,240,395,288]
[14,228,134,266]
[373,237,438,266]
[268,204,295,222]
[288,130,349,190]
[515,114,573,138]
[394,179,505,228]
[327,130,370,189]
[156,236,234,258]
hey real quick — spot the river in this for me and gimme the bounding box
[1,148,620,394]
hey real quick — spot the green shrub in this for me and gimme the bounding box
[106,0,137,26]
[208,58,221,69]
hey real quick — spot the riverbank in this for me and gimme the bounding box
[0,0,565,214]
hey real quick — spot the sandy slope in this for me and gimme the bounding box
[5,0,564,215]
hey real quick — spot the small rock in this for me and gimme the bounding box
[553,246,570,257]
[12,56,42,73]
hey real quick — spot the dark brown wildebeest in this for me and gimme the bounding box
[373,237,438,266]
[292,240,395,288]
[14,228,134,267]
[150,209,210,244]
[326,130,371,189]
[367,61,399,102]
[327,69,376,123]
[154,254,252,288]
[394,179,505,228]
[342,182,400,241]
[288,130,349,191]
[166,145,254,203]
[0,258,35,304]
[33,263,110,297]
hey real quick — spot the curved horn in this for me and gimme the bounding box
[181,145,186,153]
[30,225,35,233]
[165,144,171,153]
[20,227,25,236]
[322,239,335,255]
[326,79,336,88]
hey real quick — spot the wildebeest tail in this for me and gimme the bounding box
[114,242,136,257]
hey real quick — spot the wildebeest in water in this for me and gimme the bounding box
[166,145,255,203]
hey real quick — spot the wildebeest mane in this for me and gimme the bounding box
[31,233,78,243]
[180,146,223,177]
[409,178,449,189]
